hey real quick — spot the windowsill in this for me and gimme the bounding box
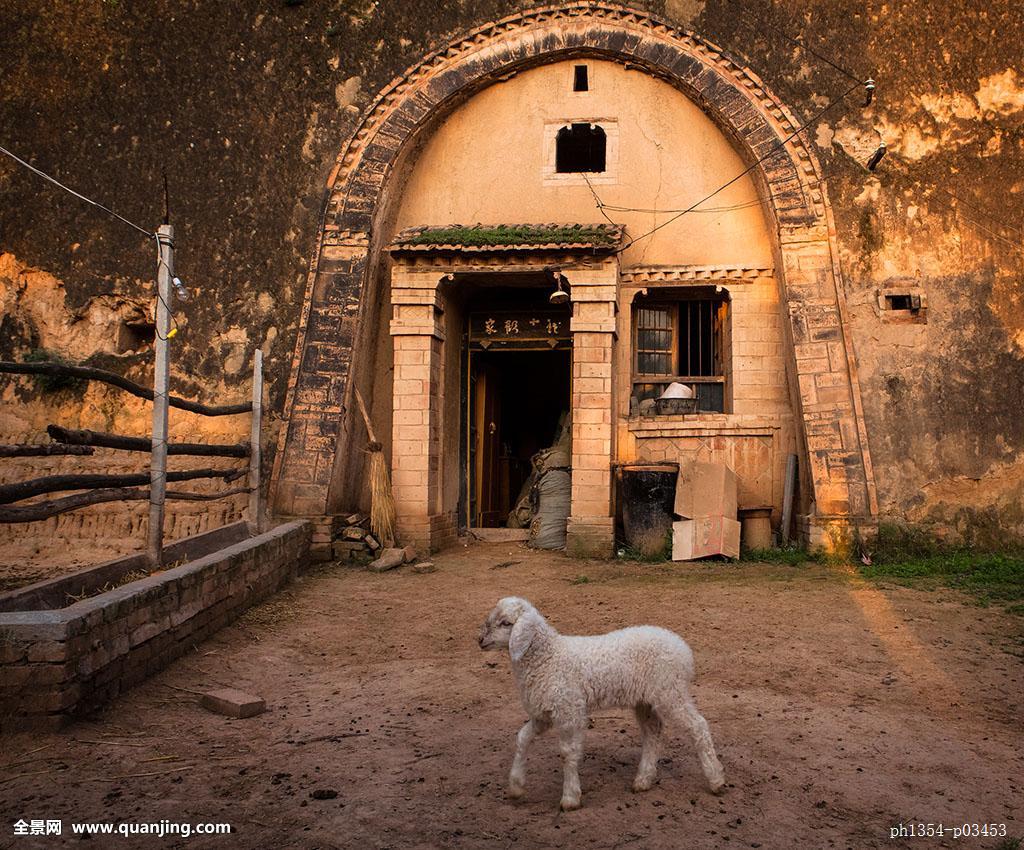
[626,412,785,435]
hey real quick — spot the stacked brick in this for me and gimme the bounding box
[331,513,381,563]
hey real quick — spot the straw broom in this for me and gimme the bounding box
[353,388,396,547]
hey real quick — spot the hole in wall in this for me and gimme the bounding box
[884,293,920,312]
[117,321,156,353]
[573,65,589,92]
[555,123,606,173]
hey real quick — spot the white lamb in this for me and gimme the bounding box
[478,596,725,810]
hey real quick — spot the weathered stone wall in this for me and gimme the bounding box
[1,1,1021,544]
[0,520,310,731]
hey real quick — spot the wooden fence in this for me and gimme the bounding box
[0,352,263,564]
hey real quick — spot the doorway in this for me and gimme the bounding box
[465,346,571,529]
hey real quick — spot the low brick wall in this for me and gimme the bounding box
[0,520,253,613]
[0,520,310,732]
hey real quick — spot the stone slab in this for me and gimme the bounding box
[201,688,266,719]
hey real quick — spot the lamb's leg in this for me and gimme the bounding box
[632,703,663,792]
[508,717,548,799]
[557,722,586,811]
[663,698,726,793]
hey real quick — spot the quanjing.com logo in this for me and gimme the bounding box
[13,819,231,838]
[12,820,61,836]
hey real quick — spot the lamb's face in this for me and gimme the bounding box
[478,597,528,651]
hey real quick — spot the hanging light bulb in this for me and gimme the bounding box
[171,276,190,303]
[549,274,569,305]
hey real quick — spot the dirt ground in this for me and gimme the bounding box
[0,543,142,594]
[1,542,1022,849]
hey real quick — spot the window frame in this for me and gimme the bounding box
[542,119,618,185]
[630,293,730,413]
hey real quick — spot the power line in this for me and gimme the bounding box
[615,79,864,252]
[934,186,1024,242]
[582,172,622,228]
[0,143,152,237]
[599,197,765,215]
[921,186,1024,258]
[725,0,868,85]
[151,233,182,340]
[874,151,1024,258]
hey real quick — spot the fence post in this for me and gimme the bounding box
[147,224,174,566]
[248,348,264,533]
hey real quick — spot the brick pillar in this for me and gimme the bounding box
[389,276,447,553]
[273,235,367,518]
[566,269,617,558]
[779,226,876,547]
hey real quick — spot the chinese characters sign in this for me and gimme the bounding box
[469,311,571,349]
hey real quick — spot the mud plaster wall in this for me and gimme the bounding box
[393,60,770,268]
[388,59,785,523]
[1,0,1022,547]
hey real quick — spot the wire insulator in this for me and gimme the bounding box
[863,78,876,107]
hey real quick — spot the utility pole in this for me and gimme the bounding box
[248,348,264,533]
[148,223,173,566]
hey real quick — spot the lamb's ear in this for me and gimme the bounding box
[509,611,539,663]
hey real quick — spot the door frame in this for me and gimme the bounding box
[463,335,573,530]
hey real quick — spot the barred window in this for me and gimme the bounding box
[632,293,729,413]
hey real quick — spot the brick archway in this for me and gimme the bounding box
[272,2,877,549]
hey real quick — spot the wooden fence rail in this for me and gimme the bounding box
[0,486,252,523]
[0,444,95,457]
[46,425,249,458]
[0,353,264,556]
[0,361,252,417]
[0,467,245,505]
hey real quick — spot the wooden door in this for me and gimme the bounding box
[473,361,503,527]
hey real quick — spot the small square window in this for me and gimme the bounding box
[573,65,589,92]
[878,286,927,323]
[556,123,606,173]
[884,293,921,311]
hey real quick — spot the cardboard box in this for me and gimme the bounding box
[672,516,741,561]
[674,461,738,520]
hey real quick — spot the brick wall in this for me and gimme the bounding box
[617,270,800,526]
[0,520,310,732]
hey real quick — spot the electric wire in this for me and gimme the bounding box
[151,232,182,341]
[0,143,153,237]
[872,150,1024,258]
[0,141,189,334]
[582,172,622,227]
[725,0,867,85]
[614,79,864,252]
[2,138,181,500]
[933,186,1024,242]
[919,186,1024,257]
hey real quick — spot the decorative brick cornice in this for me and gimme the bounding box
[322,228,370,248]
[390,252,615,271]
[620,264,775,283]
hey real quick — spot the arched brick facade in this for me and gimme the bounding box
[272,2,877,549]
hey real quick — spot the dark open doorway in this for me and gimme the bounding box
[451,275,573,530]
[469,349,571,527]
